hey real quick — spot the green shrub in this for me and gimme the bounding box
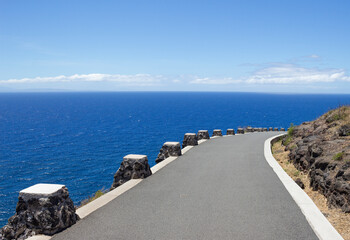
[326,107,347,123]
[332,113,345,121]
[282,123,295,146]
[288,123,295,136]
[80,189,106,207]
[333,152,344,161]
[283,136,292,146]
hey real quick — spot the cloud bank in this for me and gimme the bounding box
[1,64,349,88]
[0,73,163,86]
[190,64,350,85]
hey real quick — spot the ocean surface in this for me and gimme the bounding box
[1,92,350,227]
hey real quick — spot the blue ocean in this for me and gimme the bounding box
[1,92,350,227]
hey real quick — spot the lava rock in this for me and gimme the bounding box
[111,154,152,190]
[237,128,244,134]
[282,106,350,213]
[338,124,350,136]
[155,142,182,164]
[197,130,210,140]
[182,133,198,148]
[343,169,350,181]
[295,178,305,189]
[226,129,235,135]
[0,184,79,240]
[245,127,253,133]
[308,144,323,158]
[212,129,223,137]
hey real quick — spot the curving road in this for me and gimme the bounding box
[52,132,318,240]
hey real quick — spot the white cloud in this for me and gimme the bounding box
[0,73,164,86]
[1,64,350,89]
[190,64,350,85]
[308,54,321,59]
[190,77,243,85]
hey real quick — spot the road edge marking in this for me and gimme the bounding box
[264,134,343,240]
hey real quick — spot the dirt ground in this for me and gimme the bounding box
[272,140,350,240]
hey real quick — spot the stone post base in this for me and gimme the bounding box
[212,129,223,137]
[244,127,252,133]
[269,127,273,131]
[155,142,182,164]
[226,129,235,135]
[197,130,210,140]
[280,128,285,131]
[0,184,79,240]
[111,154,152,190]
[237,128,244,134]
[274,127,279,131]
[182,133,198,148]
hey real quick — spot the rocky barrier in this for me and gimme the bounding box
[155,142,182,164]
[226,129,235,135]
[111,154,152,190]
[237,128,244,134]
[0,184,79,240]
[0,126,284,240]
[197,130,210,140]
[182,133,198,148]
[281,106,350,213]
[212,129,223,137]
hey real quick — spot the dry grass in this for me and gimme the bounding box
[79,189,106,207]
[272,140,350,240]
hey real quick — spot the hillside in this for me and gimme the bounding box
[281,106,350,213]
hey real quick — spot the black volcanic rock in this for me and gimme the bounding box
[197,130,210,140]
[212,129,223,137]
[155,142,182,164]
[237,128,244,134]
[280,106,350,212]
[246,127,253,133]
[338,124,350,136]
[226,129,235,135]
[0,184,79,240]
[182,133,198,148]
[295,178,305,189]
[111,154,152,190]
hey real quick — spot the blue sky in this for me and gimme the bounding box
[1,0,350,93]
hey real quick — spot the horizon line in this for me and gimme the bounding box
[1,90,350,95]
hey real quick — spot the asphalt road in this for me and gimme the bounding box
[52,132,318,240]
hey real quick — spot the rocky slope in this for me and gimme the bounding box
[282,106,350,213]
